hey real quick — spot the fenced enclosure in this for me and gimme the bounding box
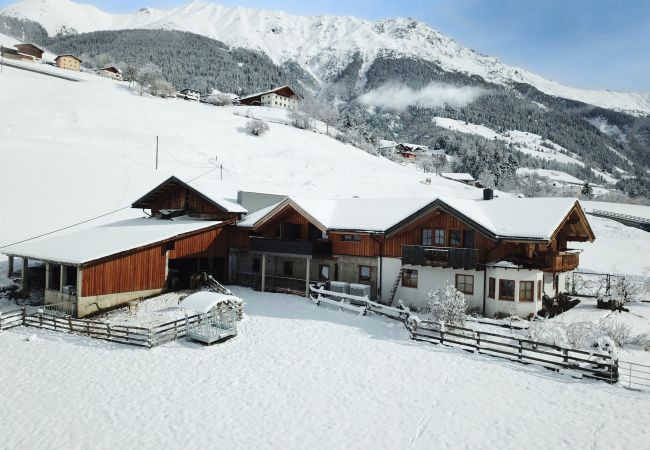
[568,271,648,300]
[309,286,619,384]
[0,304,243,348]
[617,361,650,391]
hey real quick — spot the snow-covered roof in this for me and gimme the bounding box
[441,173,476,182]
[180,292,243,313]
[132,176,247,214]
[238,196,434,232]
[237,85,299,101]
[239,195,591,242]
[1,217,223,265]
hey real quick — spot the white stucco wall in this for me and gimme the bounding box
[484,266,544,318]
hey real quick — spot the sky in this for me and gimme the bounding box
[1,0,648,91]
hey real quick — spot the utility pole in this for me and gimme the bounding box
[155,136,159,170]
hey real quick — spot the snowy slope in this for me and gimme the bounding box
[3,0,650,115]
[0,61,479,250]
[1,287,649,449]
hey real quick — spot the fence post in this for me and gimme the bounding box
[440,330,445,345]
[563,348,569,365]
[518,340,523,360]
[476,331,481,353]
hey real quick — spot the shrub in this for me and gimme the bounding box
[423,281,467,326]
[246,119,270,136]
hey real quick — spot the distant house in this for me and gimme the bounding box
[179,89,201,101]
[99,66,123,81]
[237,86,300,110]
[441,172,477,186]
[380,142,430,160]
[55,54,82,72]
[14,43,44,60]
[0,46,34,62]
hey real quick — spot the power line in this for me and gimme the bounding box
[0,167,222,249]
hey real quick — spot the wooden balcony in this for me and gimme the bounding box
[249,236,332,257]
[546,251,580,272]
[402,245,480,270]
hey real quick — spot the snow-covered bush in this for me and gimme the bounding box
[528,318,631,354]
[423,282,467,326]
[528,320,569,347]
[246,119,270,136]
[597,319,632,347]
[610,276,642,303]
[205,92,233,106]
[630,333,650,351]
[289,110,310,130]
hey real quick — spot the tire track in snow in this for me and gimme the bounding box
[408,357,462,448]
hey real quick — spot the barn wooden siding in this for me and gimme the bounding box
[82,245,167,297]
[330,233,380,256]
[82,225,227,297]
[258,206,314,239]
[230,228,251,248]
[150,186,233,220]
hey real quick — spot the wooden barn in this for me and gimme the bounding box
[99,66,123,81]
[14,43,44,60]
[3,176,246,318]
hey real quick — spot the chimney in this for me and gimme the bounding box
[483,188,494,201]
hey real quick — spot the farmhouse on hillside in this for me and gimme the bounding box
[55,54,82,72]
[14,43,44,60]
[230,193,594,318]
[0,45,34,62]
[3,174,594,319]
[237,86,300,110]
[99,66,123,81]
[2,176,246,318]
[179,89,201,101]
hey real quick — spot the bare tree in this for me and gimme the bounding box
[246,119,269,136]
[125,65,138,89]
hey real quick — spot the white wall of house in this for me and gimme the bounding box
[484,266,544,318]
[261,93,298,110]
[380,257,403,303]
[393,264,485,312]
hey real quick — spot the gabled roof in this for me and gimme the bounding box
[238,195,595,243]
[441,173,476,182]
[238,85,300,101]
[100,66,122,73]
[55,54,82,62]
[132,176,247,214]
[15,43,45,53]
[2,217,224,265]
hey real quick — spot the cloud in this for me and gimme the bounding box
[358,82,484,110]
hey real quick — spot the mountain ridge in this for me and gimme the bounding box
[2,0,650,115]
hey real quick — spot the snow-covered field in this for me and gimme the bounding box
[0,286,648,450]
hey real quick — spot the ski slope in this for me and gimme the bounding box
[3,0,650,115]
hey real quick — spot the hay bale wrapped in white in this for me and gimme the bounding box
[180,292,243,345]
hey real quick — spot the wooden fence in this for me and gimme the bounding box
[0,302,243,349]
[309,287,618,383]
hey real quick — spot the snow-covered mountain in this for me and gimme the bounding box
[3,0,650,115]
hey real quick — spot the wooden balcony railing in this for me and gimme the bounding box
[546,251,580,272]
[250,236,332,257]
[402,245,480,270]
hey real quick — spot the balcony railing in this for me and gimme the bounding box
[402,245,480,270]
[546,251,580,272]
[250,236,333,257]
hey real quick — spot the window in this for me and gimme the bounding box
[499,279,515,301]
[402,269,418,288]
[422,229,433,246]
[283,261,293,277]
[450,230,462,247]
[253,258,261,273]
[342,234,361,242]
[455,274,474,295]
[538,280,542,300]
[488,277,496,298]
[434,229,445,246]
[319,264,330,280]
[463,230,475,248]
[359,266,371,283]
[519,281,534,302]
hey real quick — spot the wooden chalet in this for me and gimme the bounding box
[3,177,246,318]
[231,193,594,317]
[14,43,44,60]
[55,54,82,72]
[99,66,123,81]
[237,86,300,110]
